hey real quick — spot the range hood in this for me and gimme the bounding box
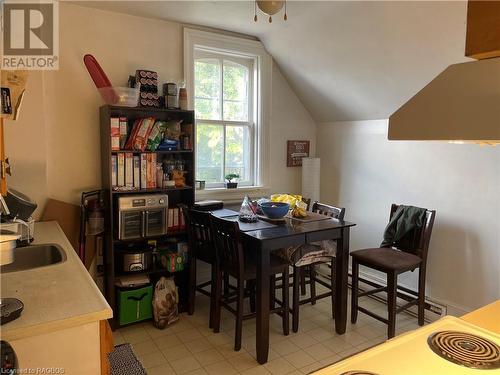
[389,1,500,145]
[388,58,500,145]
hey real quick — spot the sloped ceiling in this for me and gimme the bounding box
[73,1,470,122]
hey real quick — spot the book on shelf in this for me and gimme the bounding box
[179,209,185,229]
[173,208,179,228]
[168,209,173,230]
[167,208,186,231]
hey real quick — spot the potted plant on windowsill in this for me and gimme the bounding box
[225,173,240,189]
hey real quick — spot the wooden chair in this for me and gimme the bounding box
[291,202,346,332]
[350,204,436,338]
[180,205,217,328]
[209,215,290,351]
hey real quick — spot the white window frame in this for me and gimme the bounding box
[194,50,255,188]
[184,28,271,201]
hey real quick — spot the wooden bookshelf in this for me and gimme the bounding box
[99,105,195,328]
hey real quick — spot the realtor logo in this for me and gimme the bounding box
[1,0,59,70]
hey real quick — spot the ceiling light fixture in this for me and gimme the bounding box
[254,1,287,23]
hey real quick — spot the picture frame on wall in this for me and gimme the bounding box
[287,140,310,167]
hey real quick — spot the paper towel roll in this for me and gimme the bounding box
[302,157,320,202]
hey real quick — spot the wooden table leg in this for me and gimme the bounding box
[256,245,270,364]
[334,227,350,334]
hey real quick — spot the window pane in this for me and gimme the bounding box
[195,59,221,120]
[225,126,251,182]
[223,61,249,121]
[196,124,224,183]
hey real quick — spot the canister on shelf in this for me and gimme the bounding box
[179,88,187,110]
[156,163,164,187]
[163,82,179,109]
[181,135,190,150]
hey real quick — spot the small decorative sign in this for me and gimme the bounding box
[287,140,310,167]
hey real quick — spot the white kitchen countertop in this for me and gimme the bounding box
[0,221,112,341]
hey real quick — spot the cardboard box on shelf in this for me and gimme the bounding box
[133,155,140,188]
[119,117,128,149]
[117,153,125,187]
[111,155,117,187]
[125,153,133,187]
[110,117,120,151]
[140,154,147,189]
[146,153,156,188]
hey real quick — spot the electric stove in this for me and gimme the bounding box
[314,316,500,375]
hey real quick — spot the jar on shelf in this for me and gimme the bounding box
[156,163,164,187]
[181,134,190,150]
[179,87,188,110]
[162,158,174,175]
[163,172,175,187]
[175,159,185,171]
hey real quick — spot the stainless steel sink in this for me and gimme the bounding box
[0,244,67,273]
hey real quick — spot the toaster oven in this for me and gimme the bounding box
[117,194,168,240]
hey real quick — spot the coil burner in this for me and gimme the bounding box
[427,331,500,370]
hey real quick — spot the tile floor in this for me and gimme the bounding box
[113,275,432,375]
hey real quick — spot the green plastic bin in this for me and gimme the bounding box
[118,285,153,325]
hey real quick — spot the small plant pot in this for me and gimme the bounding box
[225,182,238,189]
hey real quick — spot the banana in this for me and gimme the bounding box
[292,206,307,218]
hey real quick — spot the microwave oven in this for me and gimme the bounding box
[117,194,168,240]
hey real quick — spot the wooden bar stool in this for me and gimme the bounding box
[350,204,436,338]
[210,215,290,351]
[291,202,345,332]
[181,206,218,328]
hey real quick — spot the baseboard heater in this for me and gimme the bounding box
[315,265,446,322]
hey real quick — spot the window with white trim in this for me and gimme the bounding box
[194,49,256,188]
[185,28,271,194]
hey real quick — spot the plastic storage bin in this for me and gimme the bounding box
[118,285,153,325]
[98,86,139,107]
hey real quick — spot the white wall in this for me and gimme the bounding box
[269,65,316,195]
[4,3,316,217]
[317,120,500,314]
[4,72,48,216]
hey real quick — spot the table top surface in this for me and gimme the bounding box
[242,217,356,240]
[210,209,355,240]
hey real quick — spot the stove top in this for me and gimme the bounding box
[313,316,500,375]
[427,330,500,370]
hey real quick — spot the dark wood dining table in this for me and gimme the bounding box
[211,209,356,364]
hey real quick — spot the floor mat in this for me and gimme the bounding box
[108,343,147,375]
